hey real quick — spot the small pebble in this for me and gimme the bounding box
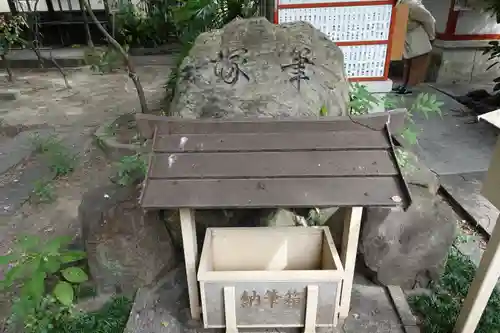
[391,195,402,203]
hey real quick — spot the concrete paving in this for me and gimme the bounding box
[440,172,499,235]
[396,84,498,176]
[429,82,497,98]
[394,84,499,238]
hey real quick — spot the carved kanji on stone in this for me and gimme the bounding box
[211,48,250,84]
[281,47,315,91]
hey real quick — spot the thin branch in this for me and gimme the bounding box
[82,0,149,114]
[29,44,71,89]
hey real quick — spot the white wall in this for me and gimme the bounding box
[421,0,450,34]
[455,10,500,34]
[0,0,10,12]
[422,0,500,36]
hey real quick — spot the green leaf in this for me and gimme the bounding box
[2,264,22,288]
[27,271,46,303]
[23,256,42,276]
[60,250,87,263]
[43,236,72,255]
[61,266,89,283]
[43,256,61,274]
[18,235,40,251]
[0,253,15,265]
[53,281,74,305]
[319,104,328,117]
[401,128,418,145]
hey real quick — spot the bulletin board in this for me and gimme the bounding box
[275,0,397,81]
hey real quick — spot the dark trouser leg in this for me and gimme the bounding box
[393,58,412,92]
[407,52,431,87]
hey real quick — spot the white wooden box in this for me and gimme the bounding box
[197,227,344,330]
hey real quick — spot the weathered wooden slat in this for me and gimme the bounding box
[140,177,404,208]
[149,151,396,179]
[135,110,407,139]
[153,131,390,153]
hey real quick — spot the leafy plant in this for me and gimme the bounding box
[54,296,132,333]
[45,149,79,176]
[30,133,62,154]
[0,235,88,332]
[483,40,500,91]
[348,83,381,115]
[480,0,500,23]
[400,92,443,145]
[87,47,126,74]
[173,0,259,44]
[114,0,178,48]
[30,133,79,176]
[348,85,443,146]
[0,14,28,81]
[114,153,147,186]
[409,247,500,333]
[32,179,56,204]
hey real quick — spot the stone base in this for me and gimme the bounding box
[431,39,500,84]
[124,267,407,333]
[360,80,393,113]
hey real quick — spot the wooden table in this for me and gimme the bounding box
[135,111,411,326]
[454,109,500,333]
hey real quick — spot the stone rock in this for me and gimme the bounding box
[80,184,177,295]
[359,185,457,289]
[162,209,274,253]
[171,17,350,119]
[0,89,20,101]
[124,266,214,333]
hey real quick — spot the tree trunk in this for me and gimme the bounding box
[83,0,149,114]
[79,0,94,47]
[1,55,13,82]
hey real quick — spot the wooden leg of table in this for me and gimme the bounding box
[304,285,319,333]
[339,207,363,319]
[454,215,500,333]
[179,208,201,320]
[224,286,238,333]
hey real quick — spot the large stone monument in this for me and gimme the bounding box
[170,17,350,118]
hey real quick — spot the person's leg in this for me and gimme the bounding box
[395,58,413,94]
[407,52,431,86]
[392,58,411,92]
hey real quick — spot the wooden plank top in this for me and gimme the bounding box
[137,112,411,210]
[136,109,407,139]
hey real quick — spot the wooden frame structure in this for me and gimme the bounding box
[198,227,344,331]
[136,110,411,330]
[454,109,500,333]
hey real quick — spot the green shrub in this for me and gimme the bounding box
[0,235,88,332]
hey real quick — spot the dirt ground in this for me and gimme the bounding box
[0,63,173,322]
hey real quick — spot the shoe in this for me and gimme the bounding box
[396,86,413,95]
[392,85,403,92]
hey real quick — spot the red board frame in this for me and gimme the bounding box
[274,0,397,82]
[437,0,500,41]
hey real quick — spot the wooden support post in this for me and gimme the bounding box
[339,207,363,319]
[454,215,500,333]
[224,286,238,333]
[179,208,201,320]
[304,285,319,333]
